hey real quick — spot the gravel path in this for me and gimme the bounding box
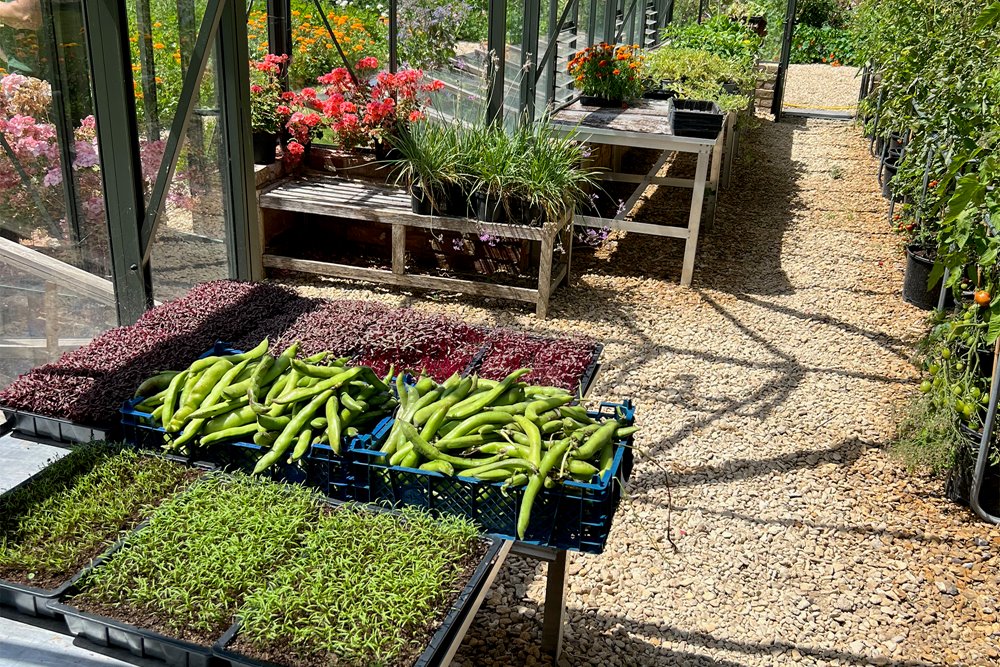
[783,64,861,113]
[278,117,1000,665]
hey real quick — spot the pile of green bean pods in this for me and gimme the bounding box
[380,370,637,539]
[131,340,397,472]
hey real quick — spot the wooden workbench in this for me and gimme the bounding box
[257,174,573,318]
[551,99,733,287]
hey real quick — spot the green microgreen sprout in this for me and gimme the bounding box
[0,442,198,588]
[234,504,481,667]
[71,472,322,644]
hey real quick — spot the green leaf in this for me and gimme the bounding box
[975,2,1000,31]
[988,310,1000,345]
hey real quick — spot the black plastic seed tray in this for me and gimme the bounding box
[669,98,724,139]
[0,465,120,617]
[350,400,635,554]
[0,407,111,447]
[49,600,218,667]
[0,448,203,617]
[213,524,506,667]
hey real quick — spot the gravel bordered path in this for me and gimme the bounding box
[278,117,1000,666]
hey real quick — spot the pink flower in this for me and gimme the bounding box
[275,105,292,117]
[43,168,62,186]
[286,141,305,156]
[408,110,424,123]
[250,84,263,94]
[358,56,379,69]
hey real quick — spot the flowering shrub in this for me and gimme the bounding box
[0,72,193,267]
[790,24,857,65]
[313,58,443,150]
[247,8,384,89]
[567,43,645,102]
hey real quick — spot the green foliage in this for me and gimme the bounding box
[790,24,858,65]
[644,45,756,112]
[236,505,480,665]
[893,392,963,474]
[0,444,195,584]
[661,14,763,72]
[796,0,850,28]
[856,0,1000,305]
[75,473,322,640]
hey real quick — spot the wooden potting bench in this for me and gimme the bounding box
[551,99,736,287]
[256,174,573,318]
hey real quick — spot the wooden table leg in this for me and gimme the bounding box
[536,231,554,318]
[723,112,738,189]
[541,549,568,662]
[562,219,573,288]
[680,152,710,287]
[391,223,405,275]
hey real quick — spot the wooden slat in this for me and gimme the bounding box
[260,175,564,242]
[574,215,690,239]
[263,254,540,303]
[0,237,115,306]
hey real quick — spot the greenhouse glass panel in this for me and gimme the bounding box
[124,0,230,301]
[0,0,116,390]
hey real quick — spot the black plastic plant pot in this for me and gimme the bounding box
[508,197,545,227]
[50,601,216,667]
[642,85,677,101]
[410,184,439,216]
[211,535,505,667]
[669,99,724,139]
[745,15,767,38]
[0,407,111,447]
[251,132,277,165]
[881,160,899,199]
[474,192,506,223]
[578,95,625,108]
[902,245,941,310]
[946,426,1000,512]
[444,182,473,218]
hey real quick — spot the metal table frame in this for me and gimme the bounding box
[552,101,735,286]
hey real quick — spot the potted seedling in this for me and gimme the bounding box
[250,54,291,165]
[510,117,601,226]
[465,122,516,223]
[389,121,461,216]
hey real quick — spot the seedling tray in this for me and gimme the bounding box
[213,508,506,667]
[0,464,124,617]
[471,337,604,399]
[669,98,724,139]
[350,400,635,554]
[0,450,204,617]
[49,600,217,667]
[0,407,111,447]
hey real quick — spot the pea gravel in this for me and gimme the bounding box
[273,117,1000,666]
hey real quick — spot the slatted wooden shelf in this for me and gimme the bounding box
[258,174,573,318]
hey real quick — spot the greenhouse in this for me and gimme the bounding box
[0,0,999,665]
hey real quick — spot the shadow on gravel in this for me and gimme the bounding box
[559,611,934,667]
[573,117,805,296]
[672,504,963,547]
[631,435,873,490]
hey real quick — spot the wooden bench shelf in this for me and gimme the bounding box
[258,173,573,318]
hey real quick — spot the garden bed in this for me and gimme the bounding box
[0,443,200,616]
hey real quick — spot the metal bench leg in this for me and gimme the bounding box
[680,152,710,287]
[541,549,567,662]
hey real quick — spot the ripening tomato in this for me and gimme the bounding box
[975,290,991,306]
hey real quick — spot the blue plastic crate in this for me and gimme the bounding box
[349,400,635,554]
[119,342,373,501]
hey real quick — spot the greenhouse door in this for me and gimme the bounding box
[82,0,259,324]
[772,0,859,120]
